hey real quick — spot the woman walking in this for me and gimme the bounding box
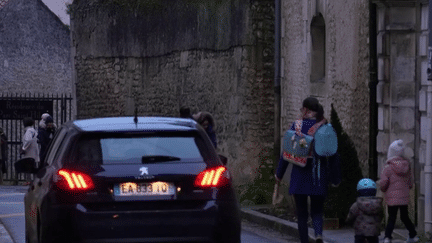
[274,97,341,243]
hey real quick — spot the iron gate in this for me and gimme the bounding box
[0,93,73,183]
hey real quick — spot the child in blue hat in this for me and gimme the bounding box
[346,178,383,243]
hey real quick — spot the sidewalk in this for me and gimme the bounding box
[0,185,28,243]
[241,205,410,243]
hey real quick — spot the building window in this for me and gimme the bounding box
[310,14,325,83]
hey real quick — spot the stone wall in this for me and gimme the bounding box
[374,0,428,231]
[0,0,72,95]
[281,0,371,176]
[71,0,275,188]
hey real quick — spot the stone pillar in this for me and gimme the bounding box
[373,0,427,231]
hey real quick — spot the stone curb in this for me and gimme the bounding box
[241,208,319,243]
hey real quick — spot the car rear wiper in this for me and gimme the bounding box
[141,155,181,163]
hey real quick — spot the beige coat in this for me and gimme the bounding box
[22,127,39,163]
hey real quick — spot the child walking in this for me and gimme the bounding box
[346,178,383,243]
[378,139,419,243]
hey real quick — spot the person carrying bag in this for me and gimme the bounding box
[273,97,341,243]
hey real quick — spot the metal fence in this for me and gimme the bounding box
[0,93,73,183]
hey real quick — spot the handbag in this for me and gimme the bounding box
[14,158,36,174]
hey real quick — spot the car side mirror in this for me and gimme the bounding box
[218,154,228,166]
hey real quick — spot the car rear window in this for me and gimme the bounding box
[73,134,206,165]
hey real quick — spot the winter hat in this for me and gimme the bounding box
[357,178,377,197]
[41,113,50,121]
[387,139,405,160]
[39,113,51,128]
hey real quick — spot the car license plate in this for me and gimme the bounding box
[115,182,175,196]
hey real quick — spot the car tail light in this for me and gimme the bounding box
[55,169,95,192]
[194,166,228,188]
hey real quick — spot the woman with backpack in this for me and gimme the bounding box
[274,97,341,243]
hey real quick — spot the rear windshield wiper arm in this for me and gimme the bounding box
[141,155,181,163]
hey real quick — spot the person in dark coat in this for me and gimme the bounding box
[180,106,193,119]
[0,128,7,175]
[274,97,341,243]
[193,111,217,149]
[37,115,56,163]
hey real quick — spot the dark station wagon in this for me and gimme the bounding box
[23,117,241,243]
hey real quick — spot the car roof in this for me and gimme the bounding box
[72,117,198,132]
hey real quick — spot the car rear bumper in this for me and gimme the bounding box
[76,206,216,242]
[61,200,239,243]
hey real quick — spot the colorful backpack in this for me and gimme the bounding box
[282,120,323,167]
[282,130,313,167]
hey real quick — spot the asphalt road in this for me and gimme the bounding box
[0,185,300,243]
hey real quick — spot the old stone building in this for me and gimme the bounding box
[0,0,72,95]
[372,0,430,234]
[280,0,371,176]
[70,0,275,193]
[280,0,432,234]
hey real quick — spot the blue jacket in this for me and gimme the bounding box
[276,119,341,196]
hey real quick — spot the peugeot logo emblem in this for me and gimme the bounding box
[140,167,149,176]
